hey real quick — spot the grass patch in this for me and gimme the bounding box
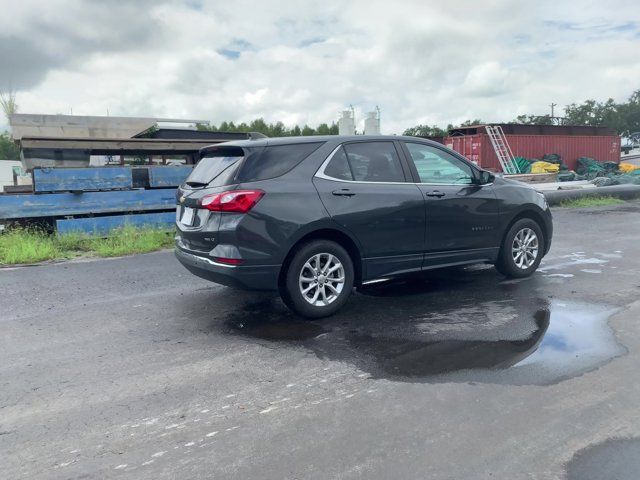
[0,228,61,264]
[0,225,174,265]
[558,196,625,208]
[87,225,174,257]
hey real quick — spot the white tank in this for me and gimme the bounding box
[338,110,355,136]
[364,111,380,135]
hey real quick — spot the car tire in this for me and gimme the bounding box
[495,218,545,278]
[280,240,354,318]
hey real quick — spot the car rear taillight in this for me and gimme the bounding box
[199,190,265,213]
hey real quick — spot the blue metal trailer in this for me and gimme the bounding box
[0,165,192,235]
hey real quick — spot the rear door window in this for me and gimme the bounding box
[323,147,354,181]
[342,142,405,182]
[235,142,323,183]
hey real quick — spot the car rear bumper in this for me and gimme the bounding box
[174,246,280,291]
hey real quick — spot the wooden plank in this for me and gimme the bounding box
[21,137,219,152]
[3,185,34,194]
[505,173,558,184]
[148,165,193,188]
[33,167,133,192]
[56,212,176,235]
[0,189,176,219]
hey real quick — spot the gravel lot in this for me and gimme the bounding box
[2,202,640,479]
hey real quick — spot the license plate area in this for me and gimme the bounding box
[181,206,196,226]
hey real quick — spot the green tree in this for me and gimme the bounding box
[511,90,640,135]
[619,90,640,134]
[0,131,20,160]
[248,118,269,134]
[512,114,554,125]
[271,121,286,137]
[316,123,331,135]
[458,119,484,127]
[403,124,448,137]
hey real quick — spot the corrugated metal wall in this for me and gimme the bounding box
[445,134,621,172]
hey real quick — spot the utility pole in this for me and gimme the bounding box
[549,102,564,125]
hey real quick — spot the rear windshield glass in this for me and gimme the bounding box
[185,148,244,187]
[235,142,323,183]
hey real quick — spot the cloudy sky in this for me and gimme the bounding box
[1,0,639,133]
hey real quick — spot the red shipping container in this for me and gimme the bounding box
[444,127,620,172]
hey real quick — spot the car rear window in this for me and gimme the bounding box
[185,147,245,187]
[235,142,323,183]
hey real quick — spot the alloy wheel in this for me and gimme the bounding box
[298,253,345,306]
[511,227,539,269]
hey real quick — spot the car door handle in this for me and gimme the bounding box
[332,189,356,197]
[426,191,446,198]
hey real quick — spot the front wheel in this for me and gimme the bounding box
[280,240,354,318]
[495,218,545,278]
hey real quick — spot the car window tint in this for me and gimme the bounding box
[342,142,405,182]
[236,142,323,182]
[323,147,353,180]
[186,147,244,186]
[405,143,474,184]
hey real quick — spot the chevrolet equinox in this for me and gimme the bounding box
[175,136,552,318]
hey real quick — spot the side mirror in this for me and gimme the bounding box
[477,170,495,185]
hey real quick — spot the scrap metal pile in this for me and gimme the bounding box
[512,154,640,186]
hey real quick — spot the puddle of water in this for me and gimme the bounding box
[346,309,550,377]
[539,255,608,272]
[225,297,625,386]
[344,301,624,385]
[566,438,640,480]
[509,303,624,373]
[595,252,622,259]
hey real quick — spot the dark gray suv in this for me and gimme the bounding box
[175,136,552,318]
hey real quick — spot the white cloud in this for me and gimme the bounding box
[463,62,512,97]
[1,0,639,133]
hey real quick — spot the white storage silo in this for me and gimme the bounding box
[338,110,355,136]
[364,109,380,135]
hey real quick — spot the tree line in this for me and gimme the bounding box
[197,118,339,137]
[403,89,640,137]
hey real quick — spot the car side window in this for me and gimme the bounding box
[323,147,354,181]
[342,142,405,182]
[404,142,474,185]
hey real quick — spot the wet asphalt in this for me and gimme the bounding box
[2,201,640,479]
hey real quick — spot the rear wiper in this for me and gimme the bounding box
[185,181,208,187]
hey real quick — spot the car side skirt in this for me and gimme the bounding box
[362,247,500,282]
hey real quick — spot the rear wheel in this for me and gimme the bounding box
[495,218,544,278]
[280,240,354,318]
